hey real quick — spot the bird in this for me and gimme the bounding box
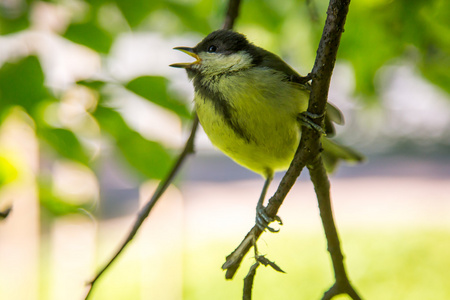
[171,29,362,231]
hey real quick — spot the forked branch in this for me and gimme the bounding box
[223,0,362,299]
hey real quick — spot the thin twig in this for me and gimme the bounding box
[223,0,241,30]
[84,0,243,296]
[224,1,362,299]
[222,145,308,279]
[84,116,199,299]
[308,157,361,300]
[307,1,362,296]
[243,262,259,300]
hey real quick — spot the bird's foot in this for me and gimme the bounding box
[298,111,326,135]
[255,203,283,233]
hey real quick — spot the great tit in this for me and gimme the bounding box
[171,30,362,230]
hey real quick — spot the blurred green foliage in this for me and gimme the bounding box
[0,156,18,186]
[0,0,449,217]
[93,105,173,179]
[341,0,450,95]
[125,76,191,118]
[0,56,50,114]
[64,20,114,53]
[39,127,90,165]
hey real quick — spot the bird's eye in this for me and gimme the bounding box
[207,45,217,53]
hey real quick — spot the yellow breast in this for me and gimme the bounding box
[195,68,309,177]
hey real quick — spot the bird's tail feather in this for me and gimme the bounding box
[321,138,364,173]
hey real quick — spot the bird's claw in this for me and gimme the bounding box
[255,204,283,233]
[298,111,326,135]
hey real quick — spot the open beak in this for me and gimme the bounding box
[170,47,201,68]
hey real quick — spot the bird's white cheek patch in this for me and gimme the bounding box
[201,51,253,75]
[225,51,253,71]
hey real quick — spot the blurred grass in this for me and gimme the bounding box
[88,227,450,299]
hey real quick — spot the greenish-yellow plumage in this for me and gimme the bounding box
[171,29,362,229]
[195,66,309,177]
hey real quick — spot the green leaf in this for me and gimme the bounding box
[76,79,106,91]
[125,76,191,118]
[113,0,161,27]
[340,8,403,94]
[0,56,50,113]
[93,106,128,137]
[118,131,173,180]
[0,106,13,125]
[0,156,18,187]
[420,51,450,94]
[0,5,29,34]
[39,179,87,217]
[94,106,173,179]
[39,128,90,165]
[418,1,450,93]
[64,21,113,53]
[165,2,213,34]
[340,0,450,96]
[240,0,285,32]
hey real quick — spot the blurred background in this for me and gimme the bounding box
[0,0,449,299]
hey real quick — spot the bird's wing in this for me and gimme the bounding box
[323,103,344,136]
[326,102,344,125]
[321,138,365,173]
[256,47,345,136]
[257,47,310,88]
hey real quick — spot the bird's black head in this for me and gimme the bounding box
[194,30,253,56]
[171,30,262,76]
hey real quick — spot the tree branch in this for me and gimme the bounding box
[223,0,362,299]
[222,144,308,279]
[308,156,361,300]
[84,0,243,297]
[84,116,199,299]
[223,0,242,30]
[307,1,362,297]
